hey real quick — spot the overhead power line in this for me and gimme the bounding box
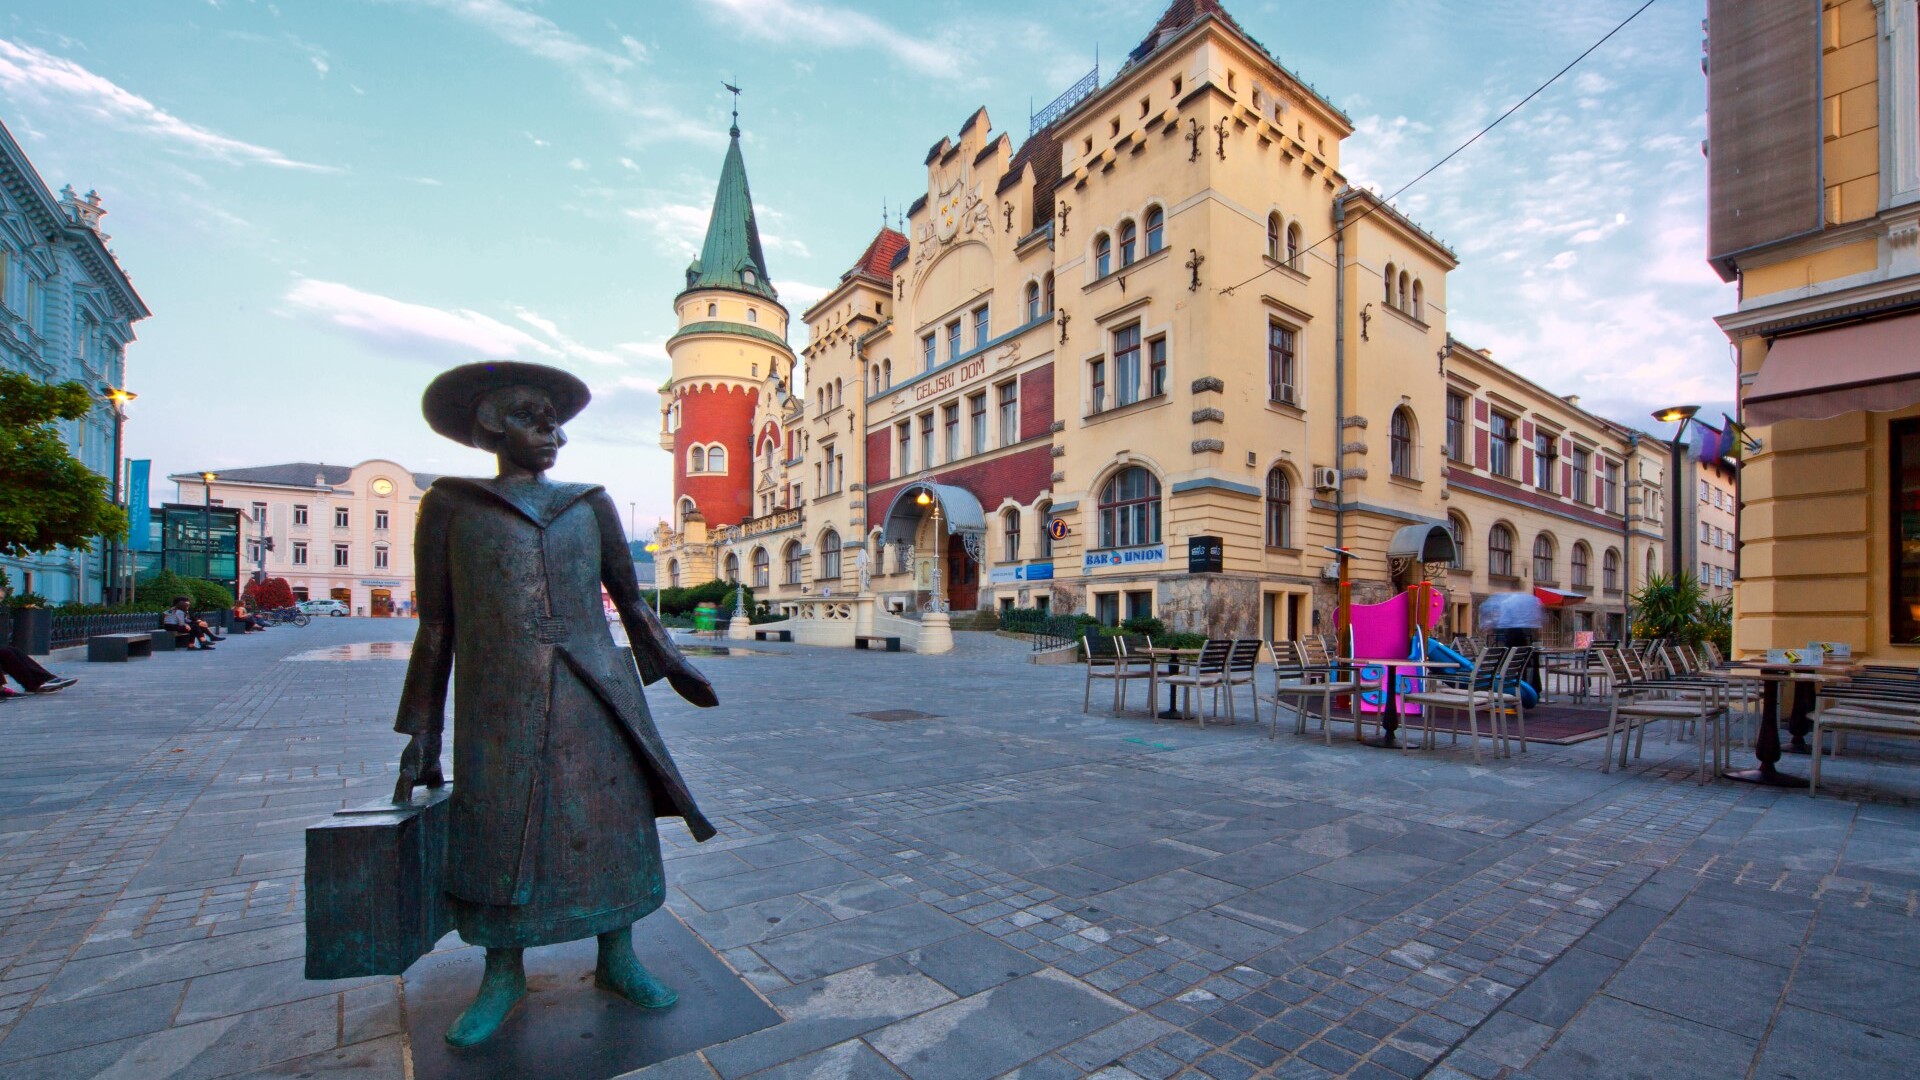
[1219,0,1661,297]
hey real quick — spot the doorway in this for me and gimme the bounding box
[371,588,393,617]
[945,534,978,611]
[330,587,351,603]
[1262,591,1307,643]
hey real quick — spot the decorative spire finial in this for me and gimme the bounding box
[723,80,742,138]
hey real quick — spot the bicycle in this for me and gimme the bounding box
[266,606,310,627]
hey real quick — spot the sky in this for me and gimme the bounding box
[0,0,1733,529]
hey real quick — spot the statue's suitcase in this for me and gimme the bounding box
[305,786,453,979]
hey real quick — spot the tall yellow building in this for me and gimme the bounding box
[1708,0,1920,658]
[657,0,1668,644]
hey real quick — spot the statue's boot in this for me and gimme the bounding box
[445,947,527,1047]
[594,926,678,1008]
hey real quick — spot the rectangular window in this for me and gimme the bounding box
[1700,479,1710,502]
[998,382,1019,446]
[1148,337,1167,397]
[922,332,936,371]
[375,508,390,531]
[1095,592,1121,626]
[334,506,350,528]
[250,500,267,523]
[1112,323,1141,407]
[946,320,961,362]
[897,421,911,473]
[1125,590,1153,621]
[1489,413,1515,477]
[1534,432,1555,492]
[972,305,990,348]
[293,504,308,526]
[919,412,934,470]
[375,546,390,570]
[292,541,308,566]
[1089,358,1106,414]
[1571,449,1590,503]
[1602,460,1620,512]
[333,543,350,568]
[1268,323,1296,403]
[943,404,960,462]
[969,392,987,454]
[1445,392,1466,460]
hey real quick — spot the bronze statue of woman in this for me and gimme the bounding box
[394,361,719,1047]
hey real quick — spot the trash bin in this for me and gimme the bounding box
[693,603,717,634]
[10,607,52,656]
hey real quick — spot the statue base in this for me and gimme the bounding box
[403,912,778,1080]
[918,611,954,654]
[726,614,752,640]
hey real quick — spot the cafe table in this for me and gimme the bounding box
[1345,657,1460,748]
[1139,646,1204,720]
[1723,662,1856,787]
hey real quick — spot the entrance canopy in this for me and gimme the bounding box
[1388,523,1458,566]
[1534,586,1587,608]
[1746,313,1920,425]
[881,481,986,548]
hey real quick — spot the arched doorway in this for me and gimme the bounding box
[881,481,986,612]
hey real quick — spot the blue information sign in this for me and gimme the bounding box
[126,460,151,551]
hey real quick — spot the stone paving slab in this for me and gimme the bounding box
[2,622,1919,1078]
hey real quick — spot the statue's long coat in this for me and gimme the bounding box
[395,478,712,946]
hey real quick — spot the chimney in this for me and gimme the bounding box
[1563,394,1581,407]
[58,185,109,240]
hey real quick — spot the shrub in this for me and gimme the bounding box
[245,577,297,610]
[1121,615,1168,639]
[135,569,234,612]
[650,579,754,618]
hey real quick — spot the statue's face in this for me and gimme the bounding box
[494,386,565,472]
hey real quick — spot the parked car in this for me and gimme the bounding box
[299,599,351,617]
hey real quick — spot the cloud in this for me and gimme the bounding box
[626,200,710,258]
[284,278,559,360]
[393,0,717,144]
[699,0,963,79]
[0,37,337,171]
[310,56,330,77]
[514,307,623,366]
[779,280,832,310]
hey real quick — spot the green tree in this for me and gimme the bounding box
[0,372,127,592]
[1630,571,1708,645]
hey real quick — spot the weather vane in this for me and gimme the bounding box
[723,80,742,135]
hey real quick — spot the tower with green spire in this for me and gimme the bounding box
[661,105,795,541]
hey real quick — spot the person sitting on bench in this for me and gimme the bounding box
[0,644,76,698]
[232,601,267,633]
[163,596,222,650]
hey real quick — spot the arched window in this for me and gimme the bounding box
[1533,534,1555,582]
[1447,513,1469,568]
[678,496,696,531]
[820,530,842,579]
[1571,542,1591,587]
[1603,547,1621,591]
[706,302,717,317]
[1267,213,1282,260]
[746,307,758,323]
[1043,272,1055,313]
[1285,222,1302,268]
[724,552,739,583]
[690,446,706,473]
[1098,466,1162,549]
[1384,262,1397,303]
[1389,407,1415,479]
[1411,279,1425,321]
[1094,233,1112,277]
[1145,206,1165,253]
[707,445,726,473]
[1488,524,1515,577]
[1646,547,1658,583]
[1037,500,1054,557]
[752,546,770,588]
[1265,468,1292,548]
[784,540,803,584]
[668,559,681,588]
[1118,219,1137,267]
[834,378,843,407]
[1025,281,1040,322]
[883,359,892,388]
[1397,271,1410,310]
[1003,508,1021,561]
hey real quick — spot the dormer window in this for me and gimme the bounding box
[742,268,757,286]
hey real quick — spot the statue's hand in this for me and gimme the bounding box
[667,662,719,708]
[393,732,445,803]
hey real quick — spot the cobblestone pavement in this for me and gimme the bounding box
[1,621,1917,1079]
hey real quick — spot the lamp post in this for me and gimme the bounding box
[916,489,946,613]
[201,471,217,585]
[101,386,136,604]
[1651,405,1699,581]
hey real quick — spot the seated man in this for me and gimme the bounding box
[0,644,76,697]
[232,601,267,633]
[162,596,222,649]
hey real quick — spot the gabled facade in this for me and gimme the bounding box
[0,120,150,604]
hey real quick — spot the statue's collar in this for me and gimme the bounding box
[437,476,602,527]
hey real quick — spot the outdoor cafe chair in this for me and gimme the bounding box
[1811,696,1920,794]
[1404,645,1512,763]
[1082,634,1130,714]
[1110,636,1159,714]
[1268,640,1365,744]
[1222,639,1264,725]
[1541,646,1603,705]
[1163,638,1233,726]
[1599,647,1728,782]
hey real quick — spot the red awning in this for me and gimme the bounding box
[1535,587,1587,607]
[1746,313,1920,426]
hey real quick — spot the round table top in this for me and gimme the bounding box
[1346,657,1461,668]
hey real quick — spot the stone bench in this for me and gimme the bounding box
[854,635,901,652]
[754,629,792,642]
[88,632,156,662]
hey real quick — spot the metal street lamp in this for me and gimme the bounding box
[1651,405,1699,580]
[101,385,136,604]
[201,472,217,585]
[916,489,946,613]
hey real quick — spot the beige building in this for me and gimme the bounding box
[656,0,1669,642]
[1708,0,1920,658]
[171,461,433,616]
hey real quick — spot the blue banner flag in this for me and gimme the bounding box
[126,460,151,551]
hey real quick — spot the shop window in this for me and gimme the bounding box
[1892,419,1920,642]
[1095,592,1120,626]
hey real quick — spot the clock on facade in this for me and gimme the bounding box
[371,478,394,496]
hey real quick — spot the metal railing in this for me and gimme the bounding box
[49,610,222,648]
[1031,64,1099,135]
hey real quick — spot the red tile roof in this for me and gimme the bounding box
[844,227,909,284]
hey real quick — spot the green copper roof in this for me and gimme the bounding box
[682,126,777,302]
[666,320,789,350]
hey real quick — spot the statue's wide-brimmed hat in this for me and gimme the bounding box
[422,361,591,447]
